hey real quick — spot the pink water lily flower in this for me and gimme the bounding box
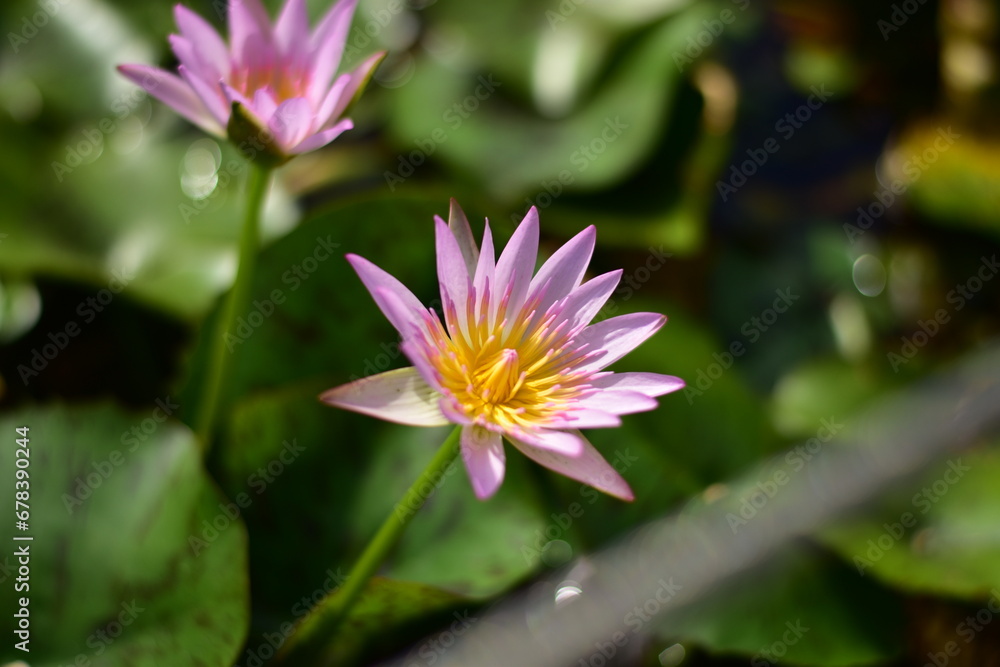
[118,0,383,157]
[322,201,684,501]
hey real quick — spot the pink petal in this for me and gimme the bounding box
[576,389,658,415]
[251,88,278,124]
[528,225,595,313]
[509,431,634,501]
[589,372,686,397]
[290,118,353,154]
[274,0,309,62]
[117,64,224,135]
[228,0,273,66]
[268,97,315,150]
[435,216,471,341]
[472,220,496,317]
[321,51,386,122]
[548,408,622,429]
[178,64,230,127]
[558,269,622,331]
[314,73,352,128]
[461,426,506,500]
[514,428,584,456]
[320,367,449,426]
[308,0,358,101]
[573,312,667,374]
[493,207,539,328]
[173,5,230,80]
[448,199,479,277]
[346,254,427,338]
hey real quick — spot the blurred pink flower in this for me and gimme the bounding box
[118,0,383,158]
[322,201,684,501]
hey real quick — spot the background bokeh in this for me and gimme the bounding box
[1,0,1000,665]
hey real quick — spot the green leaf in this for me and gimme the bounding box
[660,547,903,666]
[822,445,1000,598]
[0,403,249,666]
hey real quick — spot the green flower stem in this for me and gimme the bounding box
[281,425,463,663]
[195,162,271,452]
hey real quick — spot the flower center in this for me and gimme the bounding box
[232,62,311,103]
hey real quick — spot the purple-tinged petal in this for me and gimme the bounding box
[589,372,686,397]
[448,199,479,277]
[461,426,506,499]
[573,312,667,373]
[290,118,353,153]
[251,88,278,124]
[528,225,595,312]
[514,428,584,456]
[228,0,272,65]
[472,219,496,300]
[346,254,427,338]
[314,72,351,128]
[509,431,634,501]
[308,0,358,101]
[268,97,315,150]
[274,0,309,61]
[493,207,539,328]
[548,408,622,429]
[322,51,386,122]
[576,389,658,415]
[437,391,473,425]
[173,5,230,80]
[319,367,448,426]
[117,64,224,135]
[558,269,622,330]
[178,64,230,127]
[435,215,471,341]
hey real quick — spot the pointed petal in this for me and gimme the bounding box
[228,0,273,67]
[320,367,449,426]
[314,72,352,127]
[269,97,315,150]
[178,64,230,127]
[514,428,584,456]
[529,225,596,311]
[346,254,426,338]
[576,389,658,415]
[435,215,471,341]
[290,118,353,153]
[589,372,686,397]
[173,5,230,80]
[573,312,667,373]
[447,199,479,277]
[461,426,506,499]
[493,207,539,327]
[117,64,224,135]
[322,51,385,121]
[509,431,634,501]
[308,0,358,100]
[472,219,496,300]
[559,269,622,330]
[275,0,309,60]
